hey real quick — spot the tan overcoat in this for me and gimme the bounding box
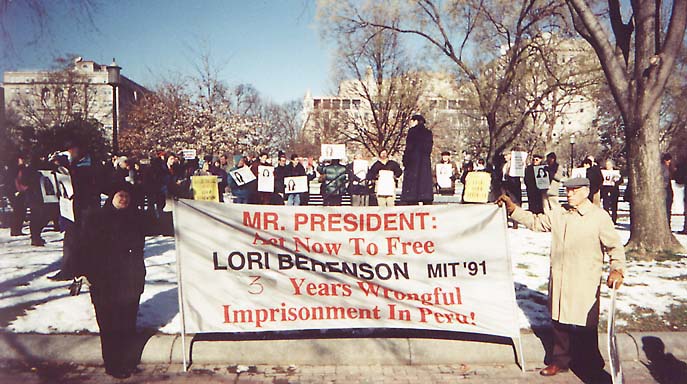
[511,198,625,326]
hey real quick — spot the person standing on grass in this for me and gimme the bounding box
[498,177,625,381]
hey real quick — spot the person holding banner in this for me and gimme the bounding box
[401,114,434,205]
[228,157,253,204]
[433,151,459,195]
[77,182,148,379]
[498,177,625,380]
[367,149,403,207]
[284,154,306,206]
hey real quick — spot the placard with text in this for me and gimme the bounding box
[174,201,519,339]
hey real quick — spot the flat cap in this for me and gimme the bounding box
[563,177,590,188]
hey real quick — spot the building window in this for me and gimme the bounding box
[332,99,340,109]
[342,99,350,109]
[314,99,321,109]
[322,99,331,109]
[352,99,361,109]
[429,99,438,109]
[448,100,458,110]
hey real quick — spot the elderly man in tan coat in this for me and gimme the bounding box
[498,177,625,381]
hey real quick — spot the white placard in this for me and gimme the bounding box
[572,167,587,179]
[534,165,550,190]
[229,166,256,186]
[174,201,521,342]
[55,173,74,222]
[353,160,369,180]
[509,151,527,178]
[258,166,275,193]
[284,176,308,194]
[321,144,346,160]
[602,170,621,187]
[39,170,59,203]
[436,164,454,189]
[181,149,197,160]
[376,170,396,196]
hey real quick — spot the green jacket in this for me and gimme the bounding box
[318,163,348,195]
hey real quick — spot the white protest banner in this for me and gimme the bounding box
[353,160,369,180]
[534,165,550,190]
[509,151,527,178]
[181,149,197,160]
[230,166,256,187]
[55,173,74,222]
[321,144,346,160]
[39,170,59,203]
[572,167,587,179]
[258,166,275,192]
[463,172,491,203]
[174,201,521,342]
[436,164,454,189]
[608,287,623,384]
[376,170,396,196]
[284,176,308,194]
[602,170,621,187]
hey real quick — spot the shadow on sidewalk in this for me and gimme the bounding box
[514,282,552,363]
[133,287,180,366]
[640,336,687,384]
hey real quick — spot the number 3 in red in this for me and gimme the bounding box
[248,275,264,294]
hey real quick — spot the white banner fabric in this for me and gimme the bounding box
[174,201,520,339]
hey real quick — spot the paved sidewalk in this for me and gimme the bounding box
[0,361,666,383]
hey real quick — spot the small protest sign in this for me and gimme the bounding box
[321,144,346,160]
[39,170,59,203]
[534,165,550,190]
[229,166,256,186]
[509,151,527,177]
[436,164,454,189]
[376,170,396,196]
[181,149,197,160]
[572,167,587,179]
[56,173,74,222]
[353,160,369,180]
[258,166,275,193]
[602,170,621,187]
[191,176,219,202]
[284,176,308,194]
[463,171,491,203]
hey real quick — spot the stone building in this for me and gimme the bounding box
[1,57,149,147]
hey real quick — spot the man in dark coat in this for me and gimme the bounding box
[583,157,604,206]
[9,155,29,236]
[77,182,148,379]
[401,114,434,205]
[284,154,306,206]
[524,154,544,214]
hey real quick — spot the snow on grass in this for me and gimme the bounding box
[1,213,686,334]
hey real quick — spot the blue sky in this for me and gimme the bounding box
[2,0,334,103]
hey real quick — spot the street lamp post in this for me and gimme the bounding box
[107,58,121,154]
[569,133,576,176]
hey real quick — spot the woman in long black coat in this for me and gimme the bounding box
[77,182,147,379]
[401,114,434,204]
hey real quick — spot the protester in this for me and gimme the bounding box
[284,154,306,206]
[317,158,348,206]
[49,139,103,281]
[273,155,288,205]
[662,153,674,227]
[545,152,564,203]
[347,155,370,206]
[25,155,55,246]
[523,154,544,214]
[434,151,459,195]
[676,156,687,234]
[210,159,228,203]
[401,114,434,205]
[250,152,272,205]
[77,182,148,379]
[367,149,403,207]
[497,177,625,381]
[583,157,603,206]
[218,154,231,173]
[498,152,522,228]
[600,159,623,224]
[459,160,474,203]
[9,155,29,237]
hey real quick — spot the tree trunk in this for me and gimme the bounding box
[625,114,685,259]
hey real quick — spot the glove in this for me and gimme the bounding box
[607,270,623,288]
[496,194,516,215]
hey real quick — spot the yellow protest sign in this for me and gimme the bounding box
[462,171,492,203]
[191,176,219,202]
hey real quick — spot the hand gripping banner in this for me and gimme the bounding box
[174,200,520,340]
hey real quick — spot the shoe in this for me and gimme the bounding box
[31,238,46,246]
[47,272,71,281]
[10,232,24,237]
[106,369,131,379]
[540,364,568,376]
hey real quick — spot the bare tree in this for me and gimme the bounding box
[566,0,687,258]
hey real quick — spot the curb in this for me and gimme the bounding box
[1,331,685,366]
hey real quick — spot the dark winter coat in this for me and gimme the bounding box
[68,155,103,220]
[586,164,604,200]
[78,202,147,300]
[317,163,348,196]
[401,124,434,203]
